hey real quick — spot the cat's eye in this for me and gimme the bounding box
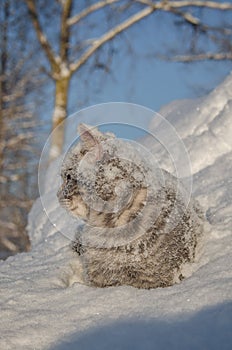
[66,174,71,180]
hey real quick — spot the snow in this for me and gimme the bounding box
[1,73,232,350]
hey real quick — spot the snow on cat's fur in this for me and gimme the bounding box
[57,123,204,289]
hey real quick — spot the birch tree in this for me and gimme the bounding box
[25,0,232,159]
[0,0,39,258]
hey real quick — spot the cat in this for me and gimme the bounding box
[57,123,204,289]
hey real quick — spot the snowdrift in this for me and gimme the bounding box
[0,73,232,350]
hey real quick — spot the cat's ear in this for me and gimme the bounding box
[78,123,103,161]
[78,123,97,149]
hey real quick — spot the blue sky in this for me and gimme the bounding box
[40,2,232,129]
[68,6,232,114]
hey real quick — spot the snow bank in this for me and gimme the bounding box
[1,73,232,350]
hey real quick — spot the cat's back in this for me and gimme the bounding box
[74,168,204,289]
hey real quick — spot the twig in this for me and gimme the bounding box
[172,52,232,61]
[70,6,156,73]
[68,0,121,26]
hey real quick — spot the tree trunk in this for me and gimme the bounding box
[0,0,9,171]
[50,75,71,160]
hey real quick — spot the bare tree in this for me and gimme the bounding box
[24,0,232,159]
[0,0,40,258]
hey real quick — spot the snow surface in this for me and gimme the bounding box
[1,73,232,350]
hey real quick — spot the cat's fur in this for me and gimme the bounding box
[57,123,204,289]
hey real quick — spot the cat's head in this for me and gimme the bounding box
[57,124,147,228]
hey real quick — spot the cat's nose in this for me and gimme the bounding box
[57,189,61,200]
[57,183,67,199]
[57,187,63,199]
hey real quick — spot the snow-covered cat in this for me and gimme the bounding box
[57,123,204,289]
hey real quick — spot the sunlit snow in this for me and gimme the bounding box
[0,73,232,350]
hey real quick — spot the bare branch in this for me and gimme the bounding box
[68,0,120,26]
[137,0,232,11]
[70,6,156,73]
[0,195,33,208]
[6,132,35,147]
[0,236,18,252]
[172,8,232,36]
[171,8,200,26]
[170,0,232,10]
[0,220,18,231]
[24,0,60,70]
[172,52,232,62]
[60,0,73,61]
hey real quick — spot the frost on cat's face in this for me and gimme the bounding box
[57,124,101,220]
[57,124,147,227]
